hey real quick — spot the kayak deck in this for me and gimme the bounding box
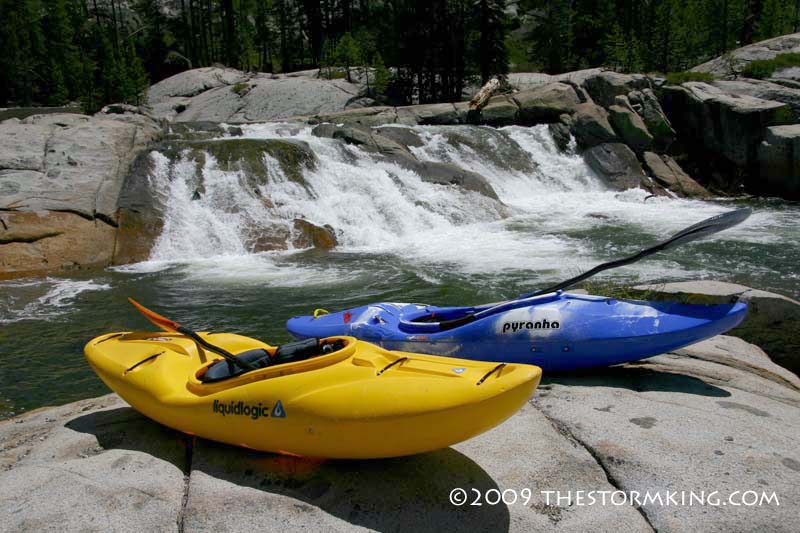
[286,293,748,371]
[84,333,541,458]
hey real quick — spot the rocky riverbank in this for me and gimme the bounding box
[3,34,800,280]
[1,34,799,280]
[1,331,798,531]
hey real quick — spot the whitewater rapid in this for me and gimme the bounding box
[120,121,784,285]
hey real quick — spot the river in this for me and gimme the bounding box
[1,123,797,418]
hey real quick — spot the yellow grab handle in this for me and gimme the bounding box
[313,308,329,319]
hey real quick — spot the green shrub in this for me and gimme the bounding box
[232,82,249,96]
[665,71,715,86]
[742,52,800,79]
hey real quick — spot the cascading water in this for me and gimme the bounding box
[135,121,783,284]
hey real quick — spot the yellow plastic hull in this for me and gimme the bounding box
[84,332,541,459]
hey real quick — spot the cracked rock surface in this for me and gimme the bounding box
[146,67,372,123]
[0,112,161,278]
[1,335,798,532]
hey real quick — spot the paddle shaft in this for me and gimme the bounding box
[176,326,257,371]
[518,207,752,299]
[128,298,256,371]
[438,208,752,330]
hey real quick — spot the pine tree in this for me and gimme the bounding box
[1,0,47,105]
[124,42,149,105]
[757,0,793,39]
[604,23,626,71]
[47,60,69,105]
[476,0,509,84]
[43,0,83,102]
[335,32,361,82]
[529,0,574,73]
[373,51,390,97]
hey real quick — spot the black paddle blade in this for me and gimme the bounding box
[660,207,752,251]
[524,207,752,298]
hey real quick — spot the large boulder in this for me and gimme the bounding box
[692,32,800,79]
[0,210,117,277]
[478,96,519,126]
[0,114,161,220]
[631,281,800,376]
[607,95,654,153]
[582,143,649,190]
[113,152,168,265]
[579,70,652,108]
[758,125,800,198]
[158,137,316,187]
[0,113,162,278]
[373,125,425,149]
[395,159,501,200]
[713,79,800,119]
[642,152,711,198]
[312,123,409,157]
[569,103,618,148]
[512,83,581,123]
[660,82,793,167]
[147,66,248,101]
[507,72,554,91]
[627,89,676,150]
[395,103,463,126]
[548,121,572,152]
[147,67,373,123]
[292,219,338,250]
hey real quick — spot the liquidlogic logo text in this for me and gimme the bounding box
[212,399,287,420]
[502,319,560,333]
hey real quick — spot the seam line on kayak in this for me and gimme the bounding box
[377,357,409,376]
[477,363,506,386]
[124,352,164,374]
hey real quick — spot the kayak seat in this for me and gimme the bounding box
[200,338,341,383]
[201,348,272,383]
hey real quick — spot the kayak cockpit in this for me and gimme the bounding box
[198,337,347,383]
[397,292,564,333]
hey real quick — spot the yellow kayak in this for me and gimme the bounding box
[84,332,541,458]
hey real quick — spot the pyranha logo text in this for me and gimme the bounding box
[502,319,560,333]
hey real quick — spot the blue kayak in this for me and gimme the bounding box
[286,292,748,372]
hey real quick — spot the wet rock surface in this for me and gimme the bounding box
[642,152,711,198]
[583,143,660,194]
[1,332,797,531]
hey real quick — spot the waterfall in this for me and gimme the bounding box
[133,121,765,282]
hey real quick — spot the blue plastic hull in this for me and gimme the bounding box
[286,292,748,372]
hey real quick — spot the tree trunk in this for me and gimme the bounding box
[469,77,500,111]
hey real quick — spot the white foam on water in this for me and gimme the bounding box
[0,278,111,323]
[176,254,366,287]
[126,121,794,287]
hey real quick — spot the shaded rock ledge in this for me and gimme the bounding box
[631,281,800,377]
[1,333,798,531]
